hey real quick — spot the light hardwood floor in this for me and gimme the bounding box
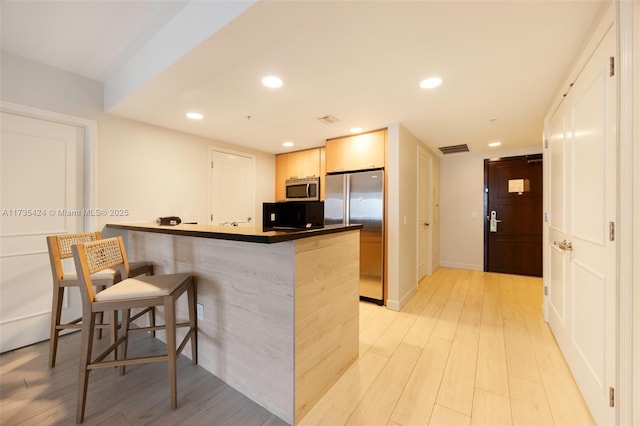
[300,268,595,426]
[0,268,594,425]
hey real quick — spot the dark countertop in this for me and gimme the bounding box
[106,222,362,244]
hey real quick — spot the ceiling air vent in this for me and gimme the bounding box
[316,115,340,124]
[438,144,469,155]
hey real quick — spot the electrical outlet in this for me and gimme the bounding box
[197,303,204,321]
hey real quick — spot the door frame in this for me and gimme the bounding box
[483,153,543,274]
[208,146,256,225]
[616,1,636,424]
[0,101,98,230]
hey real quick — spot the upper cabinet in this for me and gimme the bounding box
[286,149,320,179]
[319,147,326,201]
[275,154,288,202]
[275,148,322,201]
[325,129,386,173]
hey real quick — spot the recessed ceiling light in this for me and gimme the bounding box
[262,76,283,88]
[186,112,203,120]
[419,77,443,89]
[350,127,363,133]
[489,141,502,147]
[282,141,294,147]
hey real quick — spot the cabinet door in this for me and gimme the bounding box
[352,130,385,170]
[285,149,321,179]
[285,152,301,179]
[299,149,320,178]
[319,147,326,200]
[275,154,287,201]
[325,137,352,173]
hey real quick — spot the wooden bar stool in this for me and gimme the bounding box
[46,231,154,368]
[71,236,197,424]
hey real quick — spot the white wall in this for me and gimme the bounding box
[387,123,440,311]
[0,52,275,229]
[439,146,542,271]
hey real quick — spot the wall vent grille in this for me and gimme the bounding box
[439,144,470,154]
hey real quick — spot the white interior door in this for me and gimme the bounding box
[210,148,255,226]
[0,112,85,353]
[546,27,616,425]
[417,145,432,281]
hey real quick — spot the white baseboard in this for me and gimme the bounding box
[439,261,483,272]
[386,284,418,312]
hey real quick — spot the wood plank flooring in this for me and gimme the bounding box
[0,268,594,425]
[300,268,595,426]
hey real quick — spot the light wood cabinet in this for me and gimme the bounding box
[275,154,288,201]
[286,149,320,179]
[275,148,322,201]
[325,129,386,173]
[319,147,326,201]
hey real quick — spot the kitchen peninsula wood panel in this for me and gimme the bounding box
[107,223,360,424]
[294,231,359,421]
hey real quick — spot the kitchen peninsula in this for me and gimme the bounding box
[106,222,362,424]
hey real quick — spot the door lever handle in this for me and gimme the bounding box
[554,240,573,251]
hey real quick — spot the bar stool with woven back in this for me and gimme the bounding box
[71,236,197,423]
[46,231,155,368]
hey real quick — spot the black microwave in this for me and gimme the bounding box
[285,177,320,201]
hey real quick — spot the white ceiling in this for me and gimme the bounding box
[1,0,608,155]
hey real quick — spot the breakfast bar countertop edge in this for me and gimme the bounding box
[106,222,362,244]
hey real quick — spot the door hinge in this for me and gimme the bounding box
[609,387,615,407]
[544,138,549,149]
[544,286,548,296]
[210,213,213,221]
[609,57,615,77]
[211,161,214,169]
[609,222,615,241]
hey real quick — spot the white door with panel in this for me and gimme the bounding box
[546,27,616,425]
[210,149,255,227]
[0,112,85,352]
[417,145,433,281]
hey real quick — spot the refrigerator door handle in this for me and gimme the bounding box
[344,175,350,225]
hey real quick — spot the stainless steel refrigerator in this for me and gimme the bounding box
[325,169,384,304]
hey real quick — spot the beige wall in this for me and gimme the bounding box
[387,123,439,311]
[439,146,541,271]
[0,53,275,229]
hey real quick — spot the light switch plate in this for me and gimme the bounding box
[197,303,204,320]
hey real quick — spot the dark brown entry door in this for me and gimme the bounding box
[485,155,542,276]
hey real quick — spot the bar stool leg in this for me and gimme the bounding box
[165,295,178,409]
[76,311,97,424]
[187,279,198,364]
[49,287,64,368]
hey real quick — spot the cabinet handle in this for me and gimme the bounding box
[332,168,344,172]
[361,164,375,168]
